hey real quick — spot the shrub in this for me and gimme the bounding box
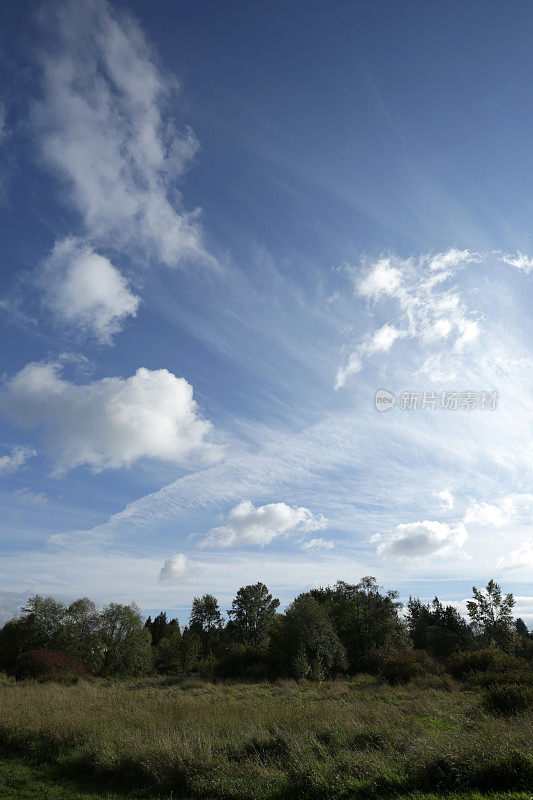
[447,648,524,679]
[468,668,533,688]
[484,684,531,716]
[214,645,271,680]
[380,651,424,684]
[16,649,87,680]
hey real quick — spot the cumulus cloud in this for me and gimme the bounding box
[40,237,140,343]
[300,537,335,551]
[336,249,482,387]
[32,0,210,267]
[376,520,467,558]
[159,553,191,583]
[0,445,36,476]
[502,251,533,274]
[200,500,326,548]
[0,362,219,474]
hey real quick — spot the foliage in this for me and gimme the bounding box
[15,649,87,680]
[98,603,153,676]
[466,580,516,652]
[272,594,347,679]
[407,596,473,659]
[483,683,532,716]
[214,643,271,680]
[144,611,180,647]
[515,617,530,638]
[227,582,280,649]
[189,594,223,634]
[0,578,530,683]
[380,651,425,684]
[309,577,408,670]
[447,648,526,680]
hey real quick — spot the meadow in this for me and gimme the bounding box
[0,675,531,799]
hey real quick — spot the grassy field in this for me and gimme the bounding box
[0,675,531,799]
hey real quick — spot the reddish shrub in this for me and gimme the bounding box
[16,649,87,680]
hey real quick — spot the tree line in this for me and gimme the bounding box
[0,577,531,680]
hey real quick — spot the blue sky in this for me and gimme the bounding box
[1,0,533,626]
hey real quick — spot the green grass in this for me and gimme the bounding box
[0,759,531,800]
[0,675,531,799]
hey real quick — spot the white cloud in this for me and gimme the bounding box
[376,520,467,558]
[498,541,533,572]
[159,553,191,583]
[336,249,482,387]
[464,499,513,527]
[200,500,326,548]
[0,362,219,474]
[13,488,47,505]
[335,324,405,387]
[40,237,140,343]
[435,488,454,511]
[356,257,402,299]
[300,537,335,551]
[33,0,211,268]
[502,251,533,274]
[0,445,36,476]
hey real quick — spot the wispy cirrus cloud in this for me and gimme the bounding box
[336,248,482,387]
[0,445,36,476]
[32,0,212,269]
[501,251,533,274]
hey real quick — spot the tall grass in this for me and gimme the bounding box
[0,676,531,798]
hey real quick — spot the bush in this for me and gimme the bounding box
[484,684,531,716]
[380,651,424,684]
[467,668,533,688]
[447,648,524,679]
[16,649,87,681]
[214,645,271,680]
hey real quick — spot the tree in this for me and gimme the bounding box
[156,625,183,672]
[227,582,280,649]
[273,595,347,680]
[145,611,179,647]
[63,598,104,673]
[98,602,153,675]
[406,596,472,659]
[466,580,515,652]
[0,617,37,673]
[189,595,223,660]
[189,595,223,634]
[310,578,406,670]
[20,595,67,650]
[515,618,530,638]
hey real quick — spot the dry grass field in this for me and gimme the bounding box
[0,674,531,799]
